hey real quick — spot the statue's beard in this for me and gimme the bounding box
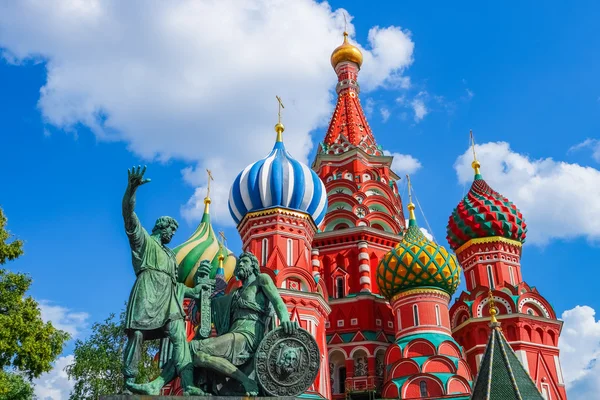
[236,267,251,280]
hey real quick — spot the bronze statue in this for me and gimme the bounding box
[122,167,320,396]
[127,252,303,396]
[121,166,204,395]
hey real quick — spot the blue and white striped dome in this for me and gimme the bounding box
[228,137,328,226]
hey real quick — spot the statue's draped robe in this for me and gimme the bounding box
[125,220,185,339]
[194,279,273,366]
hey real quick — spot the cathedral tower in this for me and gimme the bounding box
[447,134,567,400]
[312,32,406,399]
[228,108,331,398]
[376,178,472,399]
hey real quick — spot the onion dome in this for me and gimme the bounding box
[376,198,461,301]
[446,157,527,252]
[331,31,363,68]
[228,122,328,226]
[174,197,236,287]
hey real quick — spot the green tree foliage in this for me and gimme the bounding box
[66,311,160,399]
[0,208,23,264]
[0,370,34,399]
[0,207,71,399]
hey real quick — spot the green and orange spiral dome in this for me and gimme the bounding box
[376,203,461,301]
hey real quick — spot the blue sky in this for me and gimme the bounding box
[1,1,600,398]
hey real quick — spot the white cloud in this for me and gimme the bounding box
[465,88,474,99]
[454,142,600,245]
[0,0,415,225]
[39,301,89,338]
[33,355,75,400]
[559,306,600,398]
[380,107,390,122]
[411,98,427,122]
[383,150,422,176]
[569,138,600,163]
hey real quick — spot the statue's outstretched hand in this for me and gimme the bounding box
[127,165,151,190]
[281,320,298,335]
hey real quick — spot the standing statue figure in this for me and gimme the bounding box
[128,252,299,396]
[121,166,204,395]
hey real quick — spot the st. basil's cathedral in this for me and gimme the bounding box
[162,31,567,400]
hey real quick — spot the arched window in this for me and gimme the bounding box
[261,238,269,266]
[470,269,475,288]
[413,304,419,326]
[335,277,345,299]
[508,266,515,285]
[435,305,441,326]
[397,313,402,330]
[487,265,495,288]
[287,239,293,266]
[419,380,428,397]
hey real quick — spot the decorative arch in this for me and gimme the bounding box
[422,356,456,374]
[446,376,471,395]
[349,345,371,358]
[405,340,436,358]
[438,341,461,358]
[277,267,316,292]
[476,294,514,317]
[384,344,402,366]
[403,375,444,399]
[451,304,471,329]
[456,359,472,380]
[389,359,420,379]
[518,297,551,318]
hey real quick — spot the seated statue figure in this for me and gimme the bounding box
[127,251,298,396]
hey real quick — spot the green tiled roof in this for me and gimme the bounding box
[471,325,543,399]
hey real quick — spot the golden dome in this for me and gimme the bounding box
[331,32,363,69]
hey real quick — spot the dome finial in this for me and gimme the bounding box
[204,169,214,213]
[275,95,285,142]
[331,27,363,69]
[470,130,482,178]
[406,174,417,226]
[488,290,500,328]
[218,231,226,264]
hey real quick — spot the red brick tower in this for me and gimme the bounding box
[446,135,567,400]
[312,32,406,399]
[228,116,331,398]
[376,179,473,399]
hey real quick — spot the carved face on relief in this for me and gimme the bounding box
[277,346,300,375]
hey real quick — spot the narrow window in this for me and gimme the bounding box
[397,313,402,330]
[336,277,345,299]
[487,265,495,288]
[287,238,293,266]
[509,266,515,285]
[419,381,428,397]
[261,238,269,266]
[413,304,419,326]
[339,367,347,393]
[470,269,475,288]
[435,305,441,326]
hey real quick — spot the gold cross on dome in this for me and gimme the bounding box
[206,169,214,198]
[276,95,285,124]
[218,231,227,247]
[470,130,477,162]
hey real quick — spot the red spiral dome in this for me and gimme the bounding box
[446,160,527,251]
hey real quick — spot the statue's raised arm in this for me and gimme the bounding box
[122,166,151,256]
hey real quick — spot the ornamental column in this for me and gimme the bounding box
[358,241,371,292]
